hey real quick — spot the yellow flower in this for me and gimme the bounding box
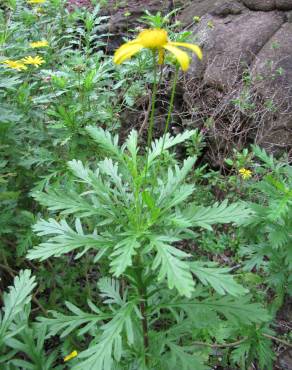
[113,28,202,72]
[27,0,45,4]
[22,55,45,67]
[63,350,78,362]
[2,60,27,71]
[29,40,48,48]
[239,168,252,180]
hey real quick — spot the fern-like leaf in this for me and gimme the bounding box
[86,126,122,160]
[151,236,194,297]
[27,218,109,260]
[72,302,136,370]
[185,200,252,230]
[110,236,140,277]
[190,262,248,296]
[0,270,36,344]
[148,131,196,166]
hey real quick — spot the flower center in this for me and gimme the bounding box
[138,29,168,48]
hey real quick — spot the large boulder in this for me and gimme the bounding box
[201,11,283,89]
[251,23,292,150]
[242,0,292,11]
[177,0,292,155]
[176,0,243,25]
[242,0,275,11]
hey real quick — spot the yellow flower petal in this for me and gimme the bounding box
[168,42,203,60]
[163,44,190,71]
[30,40,48,48]
[114,42,143,64]
[64,350,78,362]
[137,29,168,48]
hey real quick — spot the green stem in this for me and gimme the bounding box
[160,65,179,155]
[144,51,158,177]
[134,257,149,365]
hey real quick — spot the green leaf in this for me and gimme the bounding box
[148,130,196,166]
[110,236,140,276]
[86,126,122,160]
[190,262,248,296]
[251,144,275,169]
[184,200,252,230]
[27,218,108,260]
[32,189,98,217]
[98,278,124,306]
[157,157,196,209]
[195,296,270,325]
[167,343,208,370]
[38,301,110,338]
[0,270,36,345]
[72,302,136,370]
[151,236,194,297]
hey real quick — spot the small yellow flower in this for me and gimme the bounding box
[35,6,45,13]
[29,40,48,48]
[239,168,252,180]
[22,55,45,67]
[193,16,201,23]
[2,60,27,71]
[64,350,78,362]
[114,28,202,72]
[27,0,45,4]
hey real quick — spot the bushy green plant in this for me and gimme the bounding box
[241,145,292,306]
[27,127,271,369]
[0,270,58,369]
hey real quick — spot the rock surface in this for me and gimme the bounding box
[178,0,292,155]
[243,0,292,11]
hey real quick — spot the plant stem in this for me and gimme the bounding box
[144,51,158,177]
[135,260,149,364]
[262,333,292,348]
[160,65,179,155]
[140,294,149,353]
[193,337,248,348]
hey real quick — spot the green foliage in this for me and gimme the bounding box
[0,270,56,369]
[27,128,271,369]
[241,146,292,299]
[0,270,36,347]
[1,2,290,369]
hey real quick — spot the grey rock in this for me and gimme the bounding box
[242,0,275,11]
[188,11,284,89]
[178,0,237,25]
[251,23,292,150]
[242,0,292,11]
[277,0,292,10]
[211,1,244,17]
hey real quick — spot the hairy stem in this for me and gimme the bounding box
[135,260,149,364]
[144,51,158,177]
[160,65,179,155]
[140,295,149,353]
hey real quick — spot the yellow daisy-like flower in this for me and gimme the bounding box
[63,350,78,362]
[113,28,202,72]
[29,40,48,48]
[239,168,252,180]
[27,0,45,4]
[22,55,45,67]
[2,60,27,71]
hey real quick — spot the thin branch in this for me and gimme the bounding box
[193,334,292,350]
[193,337,247,348]
[263,333,292,348]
